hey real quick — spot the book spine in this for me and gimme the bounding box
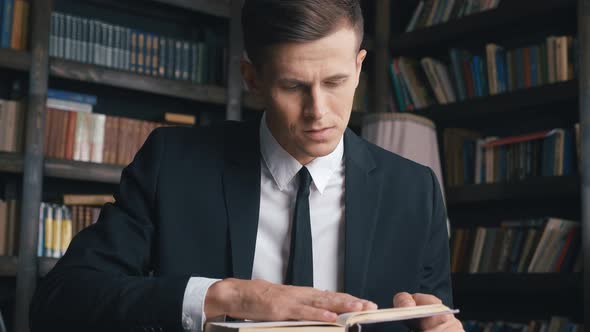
[1,0,14,48]
[145,33,152,75]
[159,36,166,77]
[113,25,120,70]
[91,114,105,163]
[174,39,181,80]
[130,30,137,72]
[167,38,175,80]
[73,16,81,62]
[152,34,159,76]
[182,40,190,80]
[61,207,72,257]
[47,89,97,105]
[49,12,58,57]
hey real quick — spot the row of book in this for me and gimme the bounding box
[451,218,581,274]
[444,127,578,186]
[37,199,106,258]
[389,36,576,111]
[44,108,166,166]
[0,199,19,256]
[0,98,25,153]
[406,0,501,32]
[464,318,582,332]
[49,12,228,85]
[0,0,29,50]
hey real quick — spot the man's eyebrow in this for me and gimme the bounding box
[324,73,350,81]
[278,74,350,84]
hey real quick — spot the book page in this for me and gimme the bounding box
[336,304,459,326]
[209,321,340,329]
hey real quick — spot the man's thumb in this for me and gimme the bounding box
[393,292,416,308]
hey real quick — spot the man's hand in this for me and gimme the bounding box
[393,292,464,332]
[205,278,378,322]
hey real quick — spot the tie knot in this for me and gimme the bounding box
[298,167,312,192]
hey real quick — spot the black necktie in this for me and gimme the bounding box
[285,166,314,287]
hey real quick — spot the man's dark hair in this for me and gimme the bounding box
[242,0,364,66]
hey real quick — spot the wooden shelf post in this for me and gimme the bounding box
[578,0,590,326]
[14,0,52,331]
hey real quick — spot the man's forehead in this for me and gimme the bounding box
[266,28,359,65]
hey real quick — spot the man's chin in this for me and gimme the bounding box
[302,141,340,158]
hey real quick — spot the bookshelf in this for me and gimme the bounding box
[0,0,584,331]
[446,175,580,206]
[0,1,381,331]
[379,0,586,328]
[391,0,576,56]
[0,49,31,71]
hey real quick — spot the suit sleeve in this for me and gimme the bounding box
[30,128,190,332]
[419,168,453,307]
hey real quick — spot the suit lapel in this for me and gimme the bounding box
[223,120,262,280]
[343,129,380,298]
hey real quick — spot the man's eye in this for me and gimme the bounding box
[325,80,344,87]
[284,84,301,90]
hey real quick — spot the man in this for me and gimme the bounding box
[30,1,463,332]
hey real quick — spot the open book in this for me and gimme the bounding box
[205,304,459,332]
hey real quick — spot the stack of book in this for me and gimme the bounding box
[406,0,501,32]
[443,127,578,186]
[464,317,582,332]
[451,218,581,274]
[0,199,19,256]
[0,98,25,153]
[37,194,113,258]
[0,0,30,50]
[49,11,227,85]
[43,89,167,166]
[389,36,577,111]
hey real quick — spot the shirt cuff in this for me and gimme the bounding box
[182,277,222,332]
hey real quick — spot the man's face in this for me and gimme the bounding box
[243,26,367,165]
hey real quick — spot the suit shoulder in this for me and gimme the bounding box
[149,120,245,148]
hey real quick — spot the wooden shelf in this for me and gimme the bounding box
[0,48,31,71]
[446,175,580,206]
[49,58,263,109]
[413,80,578,124]
[0,153,123,184]
[0,256,18,276]
[452,272,582,294]
[391,0,576,55]
[345,81,577,127]
[0,152,24,174]
[151,0,230,18]
[44,157,123,184]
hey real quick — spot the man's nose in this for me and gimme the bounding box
[304,86,327,119]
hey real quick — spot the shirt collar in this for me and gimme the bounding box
[259,113,344,194]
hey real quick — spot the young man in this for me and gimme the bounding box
[30,1,463,332]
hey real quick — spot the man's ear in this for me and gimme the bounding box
[355,49,367,88]
[241,58,260,94]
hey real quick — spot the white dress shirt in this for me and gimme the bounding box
[181,114,346,331]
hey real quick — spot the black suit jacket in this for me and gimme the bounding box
[30,119,452,332]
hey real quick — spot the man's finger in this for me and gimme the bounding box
[411,293,443,306]
[393,292,416,307]
[307,289,376,313]
[291,305,338,322]
[417,314,455,331]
